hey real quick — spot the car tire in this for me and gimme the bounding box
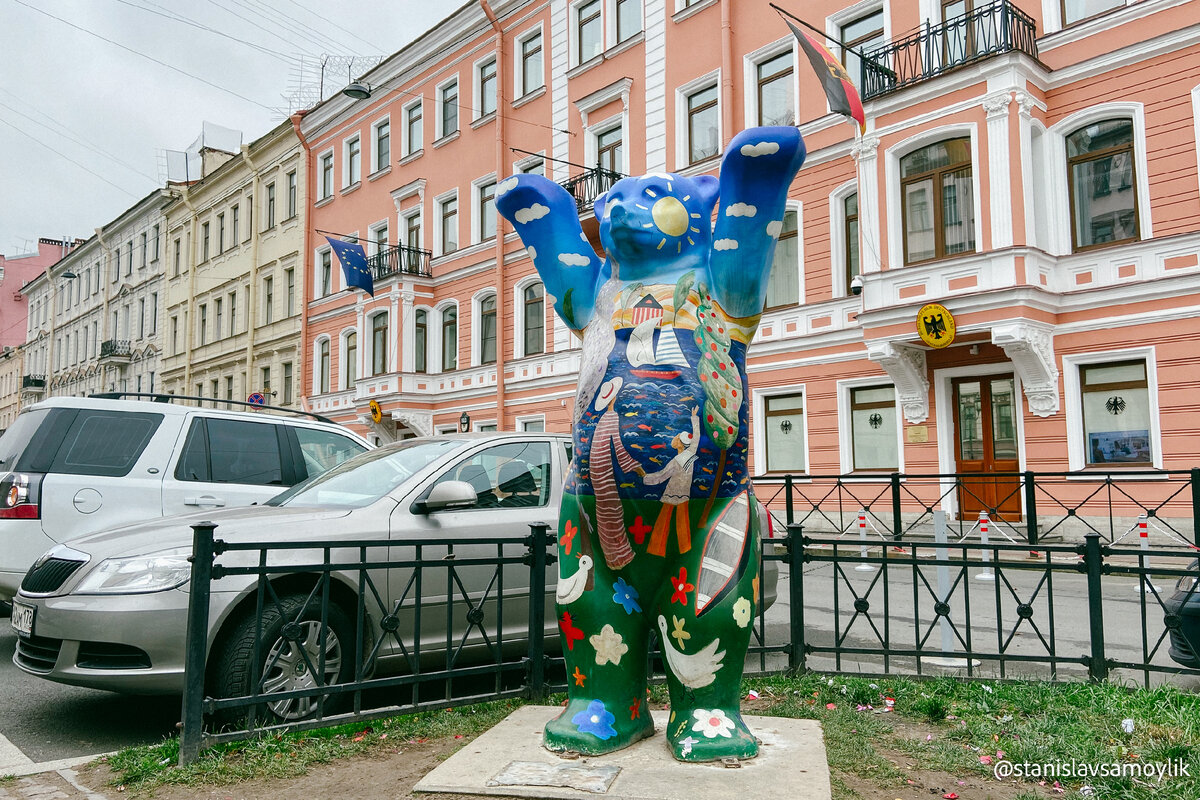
[211,592,356,726]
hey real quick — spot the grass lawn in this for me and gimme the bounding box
[96,675,1198,799]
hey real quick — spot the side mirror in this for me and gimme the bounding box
[416,480,478,514]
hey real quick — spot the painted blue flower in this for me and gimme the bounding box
[612,577,641,615]
[572,699,617,740]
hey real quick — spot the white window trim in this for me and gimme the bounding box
[829,179,859,298]
[435,76,460,140]
[433,188,459,257]
[570,0,605,67]
[837,378,904,474]
[752,384,810,475]
[1062,347,1162,472]
[402,98,423,156]
[827,0,891,60]
[513,151,547,175]
[368,219,390,256]
[471,173,498,245]
[471,288,497,367]
[405,304,432,373]
[313,334,332,395]
[367,310,390,377]
[343,135,362,188]
[433,301,459,374]
[318,148,335,199]
[586,113,628,175]
[1045,102,1152,256]
[400,205,423,251]
[766,200,804,309]
[436,424,459,435]
[339,326,358,391]
[513,276,546,359]
[473,52,498,121]
[607,0,643,47]
[1040,0,1143,36]
[741,36,797,130]
[884,122,983,269]
[514,23,545,98]
[673,69,722,171]
[314,243,333,298]
[371,115,391,174]
[517,413,547,431]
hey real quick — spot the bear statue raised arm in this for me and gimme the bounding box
[496,126,805,762]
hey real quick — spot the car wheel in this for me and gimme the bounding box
[212,592,356,725]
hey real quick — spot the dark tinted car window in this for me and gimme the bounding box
[175,421,210,482]
[207,419,283,485]
[49,410,163,477]
[0,408,51,470]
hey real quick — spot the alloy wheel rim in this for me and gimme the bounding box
[261,620,342,720]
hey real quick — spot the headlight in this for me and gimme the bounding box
[73,547,192,595]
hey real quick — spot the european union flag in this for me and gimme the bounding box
[326,236,374,296]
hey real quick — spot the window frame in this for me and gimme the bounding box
[440,304,459,372]
[753,386,810,475]
[828,180,860,298]
[371,116,391,174]
[522,280,546,357]
[316,337,331,394]
[1065,118,1140,253]
[886,129,980,268]
[762,201,803,312]
[838,379,903,473]
[475,54,498,120]
[319,150,334,199]
[316,246,334,298]
[743,38,797,129]
[674,70,721,170]
[1062,348,1162,471]
[413,307,428,374]
[474,176,498,243]
[437,77,459,141]
[613,0,642,45]
[573,0,604,66]
[342,328,358,390]
[435,190,459,256]
[370,312,389,377]
[403,99,423,156]
[515,25,545,98]
[476,291,498,366]
[344,135,362,188]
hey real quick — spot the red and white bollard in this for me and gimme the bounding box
[1133,514,1161,593]
[856,509,876,572]
[975,510,995,580]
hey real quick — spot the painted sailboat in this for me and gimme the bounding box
[627,309,690,381]
[694,490,751,616]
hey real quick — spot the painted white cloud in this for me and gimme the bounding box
[725,202,757,218]
[766,220,783,238]
[559,252,592,266]
[740,141,780,157]
[713,238,739,251]
[514,203,550,224]
[527,246,537,260]
[496,177,519,196]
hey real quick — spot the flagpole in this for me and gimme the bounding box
[769,3,897,81]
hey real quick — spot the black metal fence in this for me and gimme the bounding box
[368,243,432,280]
[560,166,624,215]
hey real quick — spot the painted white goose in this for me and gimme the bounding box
[656,615,725,689]
[555,555,593,605]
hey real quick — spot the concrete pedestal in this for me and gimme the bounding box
[414,705,831,799]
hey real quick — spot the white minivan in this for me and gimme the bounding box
[0,395,371,603]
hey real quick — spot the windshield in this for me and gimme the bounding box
[267,438,464,508]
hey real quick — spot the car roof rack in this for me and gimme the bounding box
[88,392,337,424]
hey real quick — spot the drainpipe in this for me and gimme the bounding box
[291,112,312,407]
[482,0,508,430]
[241,145,261,398]
[181,190,198,393]
[721,0,734,148]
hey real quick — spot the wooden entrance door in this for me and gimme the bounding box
[953,375,1021,521]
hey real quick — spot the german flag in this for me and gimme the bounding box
[785,19,866,134]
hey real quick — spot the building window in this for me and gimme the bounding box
[1081,360,1152,466]
[480,294,497,365]
[519,31,543,96]
[344,332,357,387]
[850,385,897,471]
[198,304,207,346]
[150,292,158,333]
[616,0,641,43]
[319,249,333,297]
[172,238,181,276]
[414,309,427,373]
[405,101,422,155]
[261,367,271,397]
[840,9,885,89]
[764,209,799,310]
[214,298,223,339]
[687,84,720,164]
[140,232,148,266]
[171,316,179,354]
[442,307,458,371]
[1067,119,1138,252]
[403,210,422,252]
[346,136,361,186]
[231,205,240,243]
[282,362,293,405]
[577,0,602,63]
[1062,0,1124,27]
[225,376,234,401]
[126,241,133,274]
[263,276,274,324]
[371,314,388,376]
[440,195,458,255]
[217,213,225,254]
[266,182,276,227]
[320,152,333,198]
[751,52,793,127]
[900,137,974,265]
[285,268,295,316]
[152,224,160,260]
[764,393,805,472]
[597,126,623,173]
[286,171,297,217]
[319,339,331,393]
[373,119,390,172]
[478,180,497,241]
[229,291,237,336]
[520,158,545,176]
[844,192,859,296]
[478,57,497,117]
[440,80,459,138]
[201,223,210,261]
[520,418,545,432]
[524,282,545,356]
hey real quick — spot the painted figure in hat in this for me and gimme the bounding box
[495,126,805,762]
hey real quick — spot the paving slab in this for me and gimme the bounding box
[414,705,830,800]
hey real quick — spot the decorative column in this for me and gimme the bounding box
[400,288,415,373]
[1014,90,1039,253]
[389,286,400,374]
[851,135,882,278]
[983,91,1014,250]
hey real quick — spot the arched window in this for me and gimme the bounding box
[480,295,497,365]
[414,309,427,373]
[344,331,357,387]
[442,307,458,371]
[371,313,388,376]
[900,138,974,264]
[1066,119,1138,251]
[523,283,544,356]
[318,338,330,394]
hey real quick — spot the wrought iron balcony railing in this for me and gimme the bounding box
[21,374,45,389]
[99,339,132,360]
[369,244,432,279]
[859,0,1038,100]
[560,165,624,215]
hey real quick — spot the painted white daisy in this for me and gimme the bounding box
[691,708,735,739]
[732,596,752,628]
[590,624,628,667]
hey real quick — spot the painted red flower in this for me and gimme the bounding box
[669,568,695,605]
[559,612,584,651]
[629,697,642,720]
[629,516,652,545]
[562,520,578,555]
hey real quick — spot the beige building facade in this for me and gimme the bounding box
[161,121,305,407]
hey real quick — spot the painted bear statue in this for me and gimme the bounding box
[495,126,806,762]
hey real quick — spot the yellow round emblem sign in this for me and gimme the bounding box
[917,303,956,349]
[369,399,383,424]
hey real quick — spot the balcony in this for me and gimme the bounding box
[859,0,1038,100]
[369,244,432,281]
[98,339,132,364]
[560,165,624,215]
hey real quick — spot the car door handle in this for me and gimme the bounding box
[183,496,226,507]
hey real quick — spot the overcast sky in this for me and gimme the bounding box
[0,0,452,255]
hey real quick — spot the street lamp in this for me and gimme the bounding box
[459,411,471,433]
[342,81,372,100]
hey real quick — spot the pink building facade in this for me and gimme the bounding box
[298,0,1200,524]
[1,238,76,349]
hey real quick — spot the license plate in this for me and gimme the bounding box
[10,600,34,638]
